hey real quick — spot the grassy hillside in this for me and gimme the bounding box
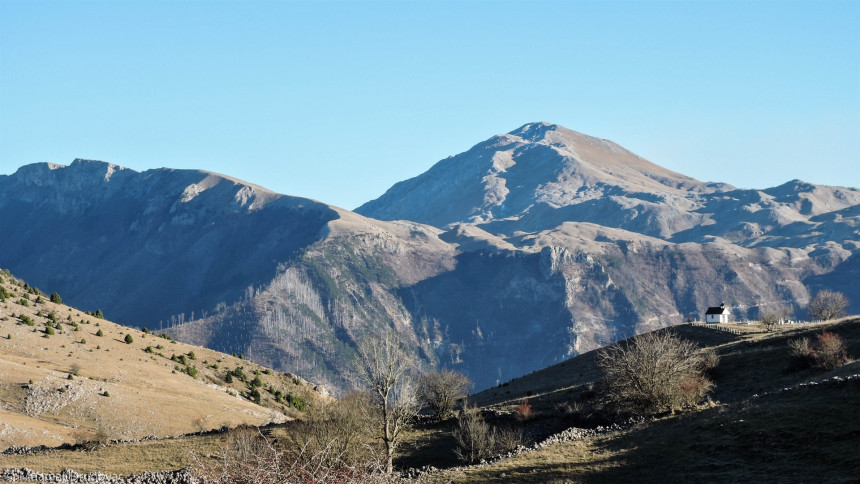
[0,268,325,453]
[408,318,860,482]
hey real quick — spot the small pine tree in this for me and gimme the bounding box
[124,334,134,344]
[96,329,104,337]
[45,326,55,336]
[50,292,62,304]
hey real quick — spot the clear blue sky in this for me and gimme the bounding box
[1,0,858,210]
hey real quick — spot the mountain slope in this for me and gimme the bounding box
[0,159,338,326]
[0,269,323,451]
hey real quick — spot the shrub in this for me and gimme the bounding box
[186,365,198,378]
[195,424,384,483]
[224,372,234,384]
[513,398,533,421]
[596,331,714,417]
[49,292,62,304]
[96,329,104,337]
[453,406,496,464]
[812,332,849,370]
[250,376,263,388]
[287,394,306,411]
[788,337,812,369]
[124,334,134,344]
[788,333,850,371]
[45,326,55,336]
[285,391,375,470]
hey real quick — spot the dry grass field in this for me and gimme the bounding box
[0,269,325,463]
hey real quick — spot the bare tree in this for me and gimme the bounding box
[596,330,714,417]
[355,331,420,474]
[420,369,472,421]
[808,290,849,321]
[760,305,793,332]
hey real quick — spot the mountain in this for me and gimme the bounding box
[0,159,338,326]
[2,124,858,392]
[357,122,860,247]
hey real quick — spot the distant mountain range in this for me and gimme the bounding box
[2,122,857,392]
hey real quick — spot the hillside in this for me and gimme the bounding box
[2,123,858,393]
[408,318,860,483]
[0,269,325,452]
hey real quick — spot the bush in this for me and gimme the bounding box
[196,424,384,483]
[812,332,850,370]
[124,334,134,344]
[96,329,104,337]
[453,406,493,464]
[596,331,714,417]
[50,292,62,304]
[788,332,850,371]
[285,391,375,470]
[788,337,812,369]
[513,398,533,421]
[287,394,306,411]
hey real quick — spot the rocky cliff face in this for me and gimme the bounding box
[3,124,858,392]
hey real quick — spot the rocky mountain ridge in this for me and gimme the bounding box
[2,124,857,392]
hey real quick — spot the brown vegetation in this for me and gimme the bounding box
[595,331,714,416]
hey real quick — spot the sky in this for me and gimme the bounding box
[1,0,858,210]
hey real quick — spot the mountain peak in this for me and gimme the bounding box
[508,122,560,141]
